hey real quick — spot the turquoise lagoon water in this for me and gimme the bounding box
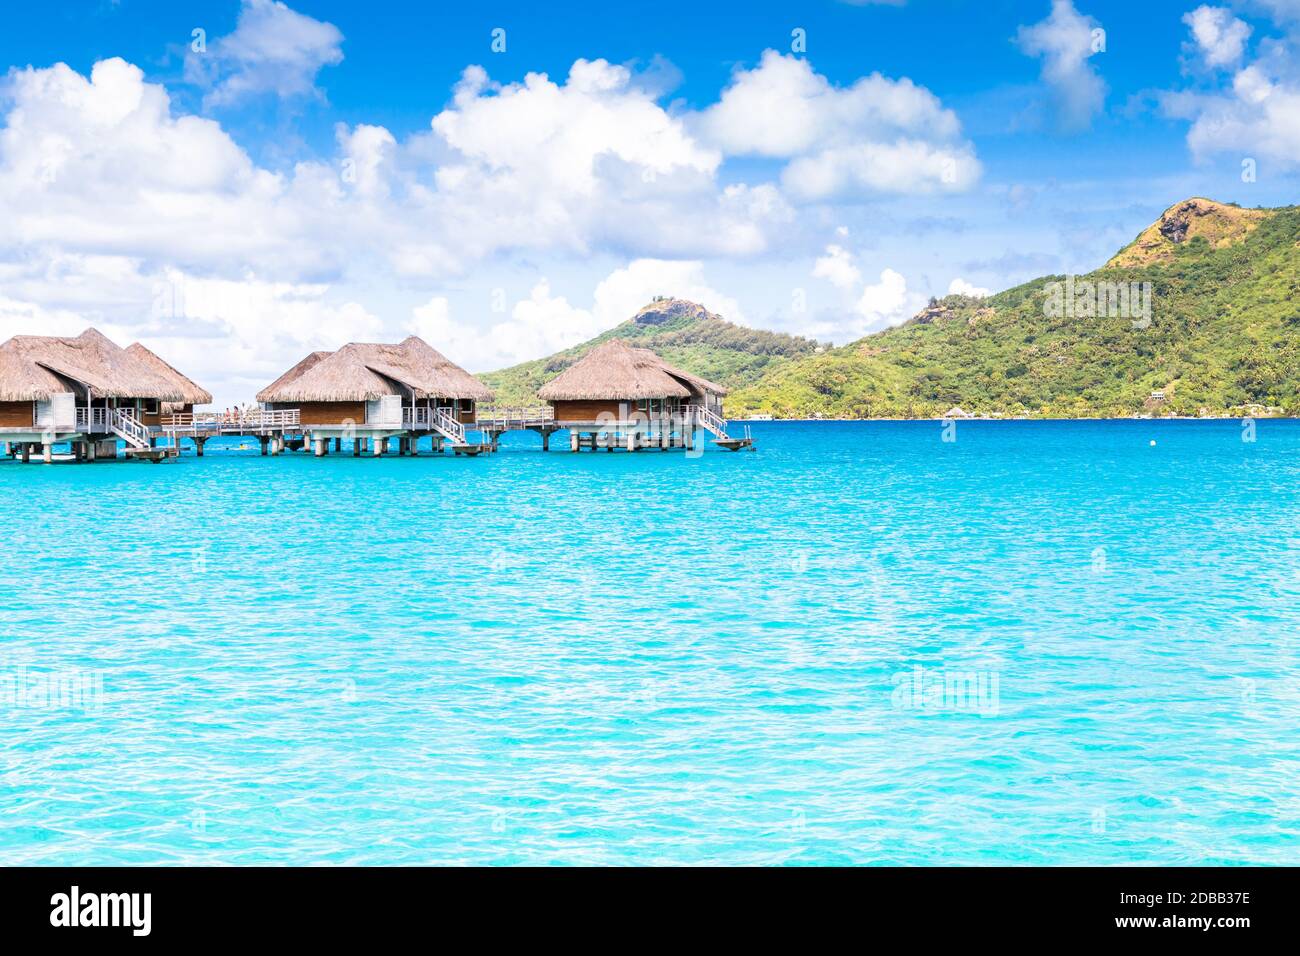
[0,420,1297,866]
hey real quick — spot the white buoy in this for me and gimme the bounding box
[1149,440,1156,447]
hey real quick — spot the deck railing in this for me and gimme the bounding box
[402,406,476,443]
[74,407,112,432]
[684,404,730,439]
[434,407,468,444]
[476,406,556,429]
[111,409,151,449]
[161,409,301,432]
[402,407,437,430]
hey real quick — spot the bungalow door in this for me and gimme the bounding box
[366,394,402,428]
[34,392,76,432]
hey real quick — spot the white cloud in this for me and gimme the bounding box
[186,0,344,107]
[421,60,791,264]
[1183,6,1252,69]
[783,140,980,200]
[812,245,862,290]
[1016,0,1107,131]
[338,123,396,199]
[855,268,916,330]
[948,278,990,298]
[0,58,328,275]
[435,60,719,190]
[699,50,960,155]
[697,50,979,198]
[0,53,798,288]
[1184,73,1300,162]
[807,244,925,340]
[1168,4,1300,167]
[0,296,90,344]
[409,284,596,373]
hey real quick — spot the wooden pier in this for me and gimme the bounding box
[160,409,304,456]
[475,404,753,452]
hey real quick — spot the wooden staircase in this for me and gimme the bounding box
[690,405,754,451]
[113,409,175,462]
[433,407,487,455]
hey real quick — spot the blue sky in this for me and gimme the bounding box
[0,0,1297,404]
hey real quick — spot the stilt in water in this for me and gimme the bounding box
[42,443,52,464]
[195,436,208,458]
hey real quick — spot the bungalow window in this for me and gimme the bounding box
[142,399,160,415]
[459,399,473,411]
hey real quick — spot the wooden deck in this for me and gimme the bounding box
[161,410,302,435]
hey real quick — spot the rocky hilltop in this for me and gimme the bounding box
[1107,198,1273,268]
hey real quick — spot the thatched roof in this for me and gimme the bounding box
[537,339,728,401]
[0,347,68,401]
[0,328,190,401]
[126,343,213,405]
[256,350,330,403]
[257,336,493,403]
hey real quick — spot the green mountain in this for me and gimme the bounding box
[481,298,823,406]
[727,197,1300,419]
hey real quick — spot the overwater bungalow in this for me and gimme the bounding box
[0,329,209,462]
[535,339,751,451]
[256,336,494,456]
